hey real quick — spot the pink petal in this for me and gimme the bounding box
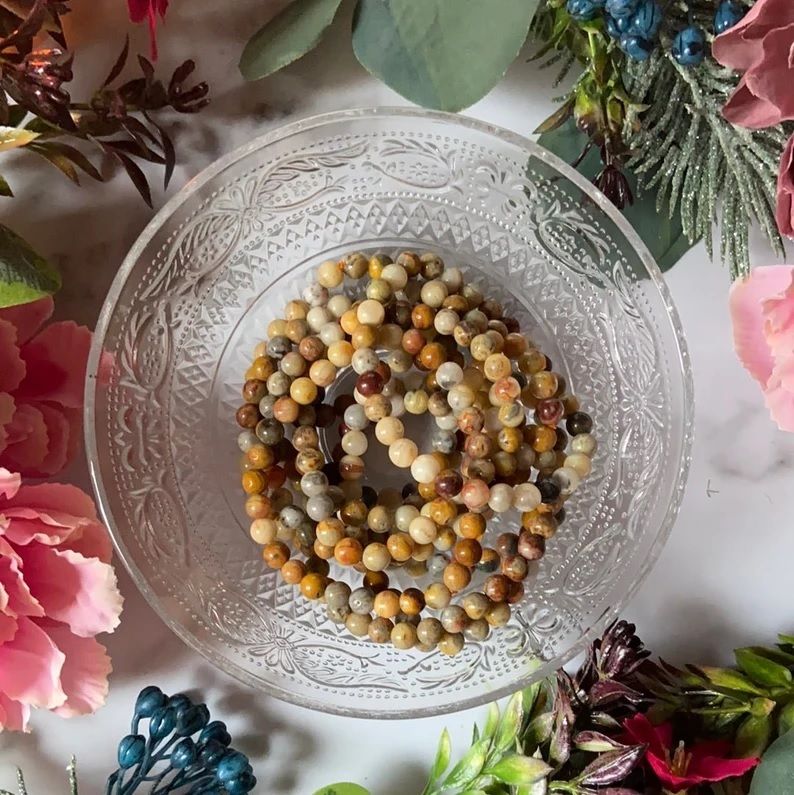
[62,407,83,468]
[0,616,65,708]
[0,393,15,459]
[60,519,114,565]
[0,555,44,618]
[127,0,151,23]
[6,481,98,520]
[689,752,760,783]
[712,0,794,71]
[722,78,784,129]
[27,403,70,478]
[44,623,112,717]
[0,693,30,732]
[0,468,20,500]
[742,25,794,125]
[1,508,83,547]
[19,546,122,637]
[0,403,48,475]
[0,297,53,346]
[777,135,794,238]
[729,265,794,385]
[0,613,17,644]
[764,365,794,431]
[0,320,25,393]
[17,321,92,409]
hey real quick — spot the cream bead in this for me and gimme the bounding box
[306,306,332,331]
[571,433,597,456]
[308,359,336,387]
[448,383,476,412]
[341,430,368,456]
[441,267,463,293]
[420,279,449,308]
[327,294,351,318]
[552,466,581,497]
[488,483,514,513]
[381,263,408,290]
[327,340,354,367]
[375,417,404,445]
[250,518,277,544]
[434,309,459,336]
[389,438,418,468]
[352,347,379,374]
[565,453,592,478]
[317,259,343,288]
[357,299,386,327]
[390,394,405,417]
[435,412,459,431]
[411,453,442,484]
[513,482,542,512]
[436,361,464,390]
[362,542,391,572]
[303,282,328,307]
[395,504,420,532]
[319,321,345,345]
[409,515,438,544]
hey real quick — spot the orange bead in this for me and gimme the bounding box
[280,559,306,584]
[402,328,425,355]
[334,537,363,566]
[387,532,414,562]
[373,589,401,618]
[411,304,435,330]
[429,498,457,526]
[443,562,471,593]
[417,342,446,371]
[247,444,275,469]
[313,539,336,560]
[457,512,486,539]
[399,588,426,616]
[525,424,557,453]
[245,494,271,519]
[241,470,266,495]
[453,538,483,567]
[273,396,300,423]
[262,541,289,569]
[266,465,286,490]
[249,356,275,381]
[300,573,327,599]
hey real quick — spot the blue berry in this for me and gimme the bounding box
[620,33,653,60]
[605,13,630,38]
[606,0,638,19]
[167,693,192,713]
[216,750,250,783]
[176,703,210,736]
[672,26,706,65]
[225,772,257,795]
[199,720,232,747]
[148,706,176,740]
[628,0,662,38]
[171,738,198,769]
[134,686,167,718]
[567,0,599,21]
[714,0,744,35]
[117,735,146,769]
[199,738,227,767]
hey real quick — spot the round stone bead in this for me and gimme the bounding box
[408,515,438,545]
[425,582,452,609]
[279,505,306,529]
[306,306,333,332]
[461,592,490,620]
[552,466,581,497]
[566,411,593,435]
[306,494,334,521]
[485,601,511,627]
[389,438,419,468]
[249,518,277,545]
[345,612,371,637]
[484,353,511,382]
[390,394,406,417]
[300,573,327,600]
[327,340,354,368]
[571,433,597,456]
[327,603,350,624]
[327,294,352,318]
[486,483,512,513]
[325,580,351,609]
[521,510,558,539]
[374,589,401,618]
[341,430,368,456]
[265,372,290,398]
[237,430,258,453]
[339,455,365,480]
[394,504,420,532]
[453,538,482,567]
[502,554,529,582]
[518,531,546,560]
[434,309,459,336]
[368,617,393,644]
[387,532,414,562]
[436,361,464,390]
[430,429,457,455]
[357,299,386,327]
[399,588,425,616]
[416,617,444,646]
[343,404,369,431]
[303,282,328,307]
[316,518,344,547]
[440,605,469,634]
[438,632,465,656]
[448,384,476,411]
[513,483,542,512]
[308,359,336,387]
[290,377,318,405]
[435,412,458,431]
[461,479,490,511]
[443,562,471,593]
[375,417,404,445]
[381,263,408,290]
[421,279,449,308]
[464,619,490,642]
[317,259,343,288]
[441,266,463,292]
[411,453,442,484]
[352,348,380,375]
[391,622,418,650]
[349,587,375,615]
[404,389,429,415]
[334,537,363,566]
[564,453,592,478]
[428,553,448,578]
[362,542,391,571]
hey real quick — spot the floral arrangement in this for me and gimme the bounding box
[318,621,794,795]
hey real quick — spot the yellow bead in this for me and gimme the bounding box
[317,259,343,288]
[327,340,354,368]
[290,377,318,405]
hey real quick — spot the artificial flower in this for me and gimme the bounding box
[0,468,122,731]
[127,0,169,61]
[712,0,794,129]
[623,713,759,793]
[0,297,92,478]
[777,135,794,239]
[729,265,794,432]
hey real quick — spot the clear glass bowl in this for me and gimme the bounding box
[86,108,693,719]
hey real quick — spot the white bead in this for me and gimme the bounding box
[435,412,458,430]
[357,299,386,327]
[488,483,513,513]
[344,404,368,430]
[409,515,438,544]
[395,504,420,532]
[434,309,459,335]
[352,347,379,374]
[319,321,344,345]
[381,263,408,290]
[420,279,449,308]
[390,394,405,417]
[317,259,343,288]
[306,306,332,331]
[513,483,542,512]
[436,361,464,390]
[341,430,368,456]
[565,453,592,478]
[571,433,597,456]
[389,438,418,468]
[303,282,329,307]
[375,417,404,445]
[327,294,351,318]
[410,453,441,484]
[552,466,580,497]
[354,387,367,405]
[447,384,475,411]
[441,267,463,293]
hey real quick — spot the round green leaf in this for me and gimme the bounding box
[240,0,344,81]
[0,224,60,308]
[749,729,794,794]
[312,784,370,795]
[352,0,538,111]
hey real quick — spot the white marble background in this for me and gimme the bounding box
[2,1,794,793]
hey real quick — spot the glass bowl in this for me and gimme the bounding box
[86,108,693,719]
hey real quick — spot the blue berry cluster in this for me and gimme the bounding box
[108,686,256,794]
[565,0,746,66]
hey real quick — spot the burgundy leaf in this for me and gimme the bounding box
[589,680,645,707]
[0,0,46,52]
[137,54,155,84]
[574,730,628,752]
[102,36,130,88]
[105,146,152,206]
[590,712,623,730]
[144,110,174,187]
[579,745,647,787]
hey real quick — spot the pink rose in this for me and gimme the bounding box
[713,0,794,129]
[0,468,123,731]
[729,265,794,432]
[777,134,794,238]
[0,297,93,478]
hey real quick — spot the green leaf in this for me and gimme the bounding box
[487,754,551,786]
[735,648,794,689]
[0,174,12,197]
[0,125,38,151]
[778,634,794,647]
[735,713,773,758]
[352,0,538,112]
[537,120,695,273]
[695,666,767,696]
[482,702,500,741]
[779,702,794,737]
[749,728,794,794]
[522,681,543,716]
[442,739,489,790]
[0,223,60,308]
[312,785,370,795]
[493,692,524,754]
[430,728,452,782]
[240,0,344,81]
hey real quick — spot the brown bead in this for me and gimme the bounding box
[477,547,500,572]
[247,444,275,470]
[363,570,389,593]
[402,328,425,355]
[454,538,483,567]
[241,470,266,495]
[300,573,327,599]
[418,482,437,501]
[249,356,276,381]
[443,294,468,313]
[340,499,368,526]
[262,541,290,569]
[518,531,546,560]
[280,559,306,584]
[506,580,525,604]
[493,452,517,479]
[457,407,485,435]
[411,303,435,330]
[387,532,414,562]
[537,399,564,427]
[242,379,267,404]
[357,371,384,397]
[562,394,581,416]
[435,469,464,498]
[502,554,529,582]
[417,342,446,371]
[313,539,335,560]
[236,404,260,429]
[298,335,325,362]
[495,532,519,558]
[464,433,493,459]
[305,555,330,576]
[458,512,486,539]
[427,391,450,417]
[498,426,523,453]
[503,333,528,358]
[399,588,426,615]
[266,465,286,491]
[443,562,471,593]
[351,324,377,350]
[530,371,559,400]
[521,510,558,539]
[526,424,557,453]
[296,448,324,474]
[373,588,401,618]
[396,251,422,275]
[245,494,271,519]
[292,426,319,451]
[428,498,457,526]
[334,537,363,566]
[273,396,300,424]
[364,394,392,421]
[339,455,365,480]
[484,574,511,603]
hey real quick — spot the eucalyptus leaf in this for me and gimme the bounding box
[735,648,793,689]
[312,784,370,795]
[487,754,551,786]
[537,121,694,273]
[0,223,60,308]
[351,0,538,112]
[240,0,344,81]
[749,728,794,794]
[441,739,489,790]
[0,125,38,151]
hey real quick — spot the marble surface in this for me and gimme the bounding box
[2,1,794,793]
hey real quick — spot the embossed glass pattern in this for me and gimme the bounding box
[86,109,693,718]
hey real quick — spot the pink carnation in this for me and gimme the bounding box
[729,265,794,432]
[0,468,122,731]
[0,297,94,478]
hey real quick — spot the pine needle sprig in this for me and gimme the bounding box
[624,52,788,279]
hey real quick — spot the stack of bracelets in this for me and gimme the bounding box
[235,251,596,657]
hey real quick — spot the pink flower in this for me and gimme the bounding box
[623,714,759,793]
[777,135,794,239]
[0,468,122,731]
[713,0,794,129]
[0,297,93,479]
[128,0,169,61]
[729,265,794,432]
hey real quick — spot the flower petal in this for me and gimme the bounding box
[0,468,20,500]
[0,613,17,644]
[17,545,122,637]
[0,403,49,475]
[0,555,44,618]
[742,24,794,126]
[43,623,112,718]
[17,321,92,408]
[688,751,760,783]
[0,297,53,346]
[764,365,794,431]
[722,78,784,129]
[729,265,794,386]
[27,403,70,478]
[777,135,794,239]
[60,519,114,565]
[5,481,98,520]
[712,0,794,71]
[0,693,30,732]
[0,393,15,458]
[622,713,670,758]
[0,319,25,393]
[0,615,65,708]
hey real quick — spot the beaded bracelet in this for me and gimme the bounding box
[235,251,596,655]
